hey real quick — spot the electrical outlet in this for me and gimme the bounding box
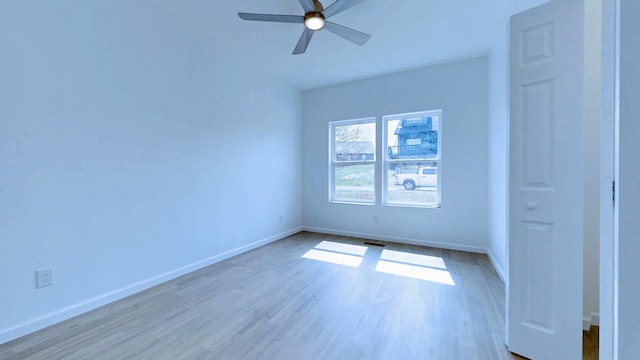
[36,268,54,288]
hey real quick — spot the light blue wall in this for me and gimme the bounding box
[0,1,302,342]
[302,58,489,251]
[583,0,602,330]
[487,32,510,282]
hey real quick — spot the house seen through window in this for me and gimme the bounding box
[384,110,441,207]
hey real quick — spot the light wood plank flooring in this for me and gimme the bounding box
[583,326,599,360]
[0,232,591,359]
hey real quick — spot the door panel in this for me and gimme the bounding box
[521,80,554,189]
[520,221,554,333]
[508,1,584,359]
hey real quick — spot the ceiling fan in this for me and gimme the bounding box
[238,0,371,55]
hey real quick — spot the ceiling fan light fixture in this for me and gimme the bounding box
[304,11,325,31]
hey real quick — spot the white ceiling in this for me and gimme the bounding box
[150,0,545,90]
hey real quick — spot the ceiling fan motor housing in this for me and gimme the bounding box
[304,11,325,31]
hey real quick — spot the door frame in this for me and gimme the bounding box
[599,0,618,358]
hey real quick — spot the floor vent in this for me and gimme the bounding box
[364,241,385,247]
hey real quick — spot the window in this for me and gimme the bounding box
[329,118,376,204]
[383,110,441,207]
[328,110,441,208]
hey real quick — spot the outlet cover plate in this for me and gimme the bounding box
[36,268,54,288]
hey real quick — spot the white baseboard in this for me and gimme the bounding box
[486,249,507,284]
[583,312,600,331]
[0,227,302,345]
[302,226,487,254]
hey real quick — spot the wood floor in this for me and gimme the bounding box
[583,326,599,360]
[0,232,596,359]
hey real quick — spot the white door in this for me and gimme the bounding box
[508,0,584,359]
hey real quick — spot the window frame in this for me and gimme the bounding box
[328,117,377,205]
[382,110,442,208]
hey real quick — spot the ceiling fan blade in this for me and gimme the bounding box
[322,0,366,19]
[324,21,371,46]
[238,13,304,24]
[293,28,314,55]
[298,0,315,12]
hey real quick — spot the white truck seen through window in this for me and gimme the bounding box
[392,167,437,190]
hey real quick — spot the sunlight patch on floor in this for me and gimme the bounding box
[380,249,447,269]
[302,241,368,268]
[315,241,368,256]
[375,249,455,285]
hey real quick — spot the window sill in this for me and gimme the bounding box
[330,200,376,206]
[383,203,441,209]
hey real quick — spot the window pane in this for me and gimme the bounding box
[386,163,438,207]
[334,123,376,162]
[334,163,375,202]
[330,118,376,204]
[384,110,441,208]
